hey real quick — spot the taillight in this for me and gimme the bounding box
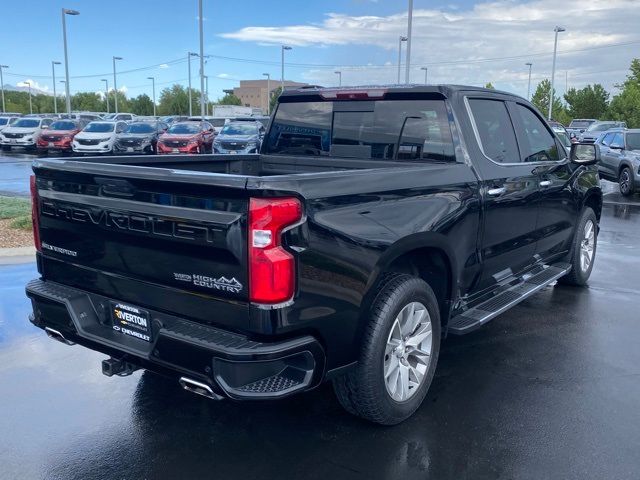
[30,175,41,252]
[248,197,302,304]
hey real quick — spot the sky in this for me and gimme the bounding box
[0,0,638,103]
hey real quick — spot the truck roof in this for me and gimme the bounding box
[281,84,523,101]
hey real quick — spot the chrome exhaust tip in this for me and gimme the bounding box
[44,327,75,345]
[179,377,223,400]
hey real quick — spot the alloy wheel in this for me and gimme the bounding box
[383,302,433,402]
[580,219,595,273]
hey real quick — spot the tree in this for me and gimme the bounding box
[484,82,495,89]
[607,58,640,128]
[217,93,242,106]
[564,84,609,119]
[71,92,104,112]
[531,79,566,121]
[129,94,155,116]
[157,84,200,115]
[269,86,283,113]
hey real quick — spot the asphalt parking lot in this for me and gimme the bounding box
[1,150,640,479]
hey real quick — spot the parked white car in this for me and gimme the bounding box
[102,113,136,122]
[0,116,21,132]
[72,121,128,154]
[0,117,54,150]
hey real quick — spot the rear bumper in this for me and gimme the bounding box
[26,278,325,399]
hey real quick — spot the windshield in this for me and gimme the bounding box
[264,99,455,162]
[102,114,116,120]
[221,124,258,136]
[124,123,155,134]
[49,121,77,131]
[587,123,615,132]
[167,123,200,134]
[0,118,9,126]
[210,118,226,127]
[569,120,594,128]
[13,119,40,128]
[84,122,115,133]
[627,133,640,151]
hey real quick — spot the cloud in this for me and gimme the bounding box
[159,64,169,69]
[219,0,639,95]
[17,79,49,92]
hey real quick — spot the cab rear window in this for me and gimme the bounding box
[265,99,455,162]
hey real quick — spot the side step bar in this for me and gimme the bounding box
[448,263,571,335]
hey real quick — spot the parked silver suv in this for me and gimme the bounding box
[597,129,640,196]
[579,121,627,143]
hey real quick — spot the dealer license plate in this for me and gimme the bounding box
[111,302,152,342]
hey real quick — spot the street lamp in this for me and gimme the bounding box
[187,52,198,116]
[281,45,292,94]
[420,66,428,84]
[101,79,109,113]
[51,61,61,114]
[397,36,408,84]
[112,56,123,113]
[147,76,156,116]
[405,0,414,84]
[262,73,271,115]
[548,26,565,120]
[0,65,8,113]
[525,62,533,101]
[61,8,79,115]
[335,70,342,86]
[20,81,33,114]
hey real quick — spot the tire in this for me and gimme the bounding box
[333,273,441,425]
[619,167,634,197]
[558,207,597,286]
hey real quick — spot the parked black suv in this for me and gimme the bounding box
[26,85,602,424]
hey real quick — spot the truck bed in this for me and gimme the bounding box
[61,153,422,176]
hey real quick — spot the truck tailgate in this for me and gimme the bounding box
[33,160,250,327]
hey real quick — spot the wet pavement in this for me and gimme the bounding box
[1,155,640,479]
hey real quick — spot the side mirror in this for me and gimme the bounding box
[41,125,49,130]
[570,143,600,166]
[609,144,624,150]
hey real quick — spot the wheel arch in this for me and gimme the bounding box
[362,233,459,330]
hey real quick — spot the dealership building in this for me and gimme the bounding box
[231,79,309,112]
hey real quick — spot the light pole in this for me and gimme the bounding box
[59,80,66,112]
[262,73,271,115]
[525,62,533,100]
[187,52,198,116]
[147,76,156,116]
[112,56,123,113]
[51,61,61,114]
[0,65,8,113]
[420,66,428,84]
[198,0,205,121]
[548,26,565,120]
[281,45,292,94]
[335,70,342,86]
[101,79,109,113]
[23,81,33,114]
[204,75,209,116]
[61,8,79,115]
[397,36,407,84]
[405,0,414,84]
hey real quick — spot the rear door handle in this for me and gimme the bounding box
[487,187,506,196]
[539,180,552,187]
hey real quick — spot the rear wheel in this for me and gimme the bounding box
[558,207,597,286]
[333,274,441,425]
[619,167,634,196]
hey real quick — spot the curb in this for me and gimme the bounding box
[0,246,36,257]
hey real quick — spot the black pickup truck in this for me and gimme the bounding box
[26,85,602,425]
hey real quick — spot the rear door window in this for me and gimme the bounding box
[512,103,562,162]
[468,98,520,163]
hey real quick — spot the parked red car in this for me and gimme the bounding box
[157,121,215,154]
[36,119,85,154]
